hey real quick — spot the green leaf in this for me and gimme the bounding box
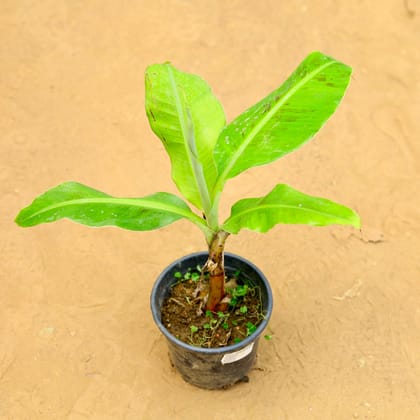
[246,322,257,335]
[145,63,225,213]
[223,184,360,234]
[15,182,209,233]
[232,285,248,297]
[212,52,352,195]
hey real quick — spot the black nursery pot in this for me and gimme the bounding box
[150,251,273,390]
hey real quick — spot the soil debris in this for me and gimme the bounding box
[161,268,264,348]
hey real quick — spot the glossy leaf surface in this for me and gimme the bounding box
[212,52,352,196]
[15,182,207,232]
[223,184,360,234]
[145,63,225,212]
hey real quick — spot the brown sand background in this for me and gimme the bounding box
[1,1,420,419]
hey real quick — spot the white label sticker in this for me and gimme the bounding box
[221,342,254,365]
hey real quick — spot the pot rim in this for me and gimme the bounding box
[150,251,273,355]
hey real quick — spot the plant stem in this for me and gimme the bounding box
[204,230,229,311]
[206,192,221,232]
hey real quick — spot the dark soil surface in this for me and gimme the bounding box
[161,270,265,348]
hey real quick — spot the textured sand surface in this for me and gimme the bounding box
[1,1,420,419]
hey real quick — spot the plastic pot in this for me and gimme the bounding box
[150,251,273,389]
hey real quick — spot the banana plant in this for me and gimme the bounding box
[15,52,360,311]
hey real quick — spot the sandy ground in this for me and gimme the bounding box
[1,1,420,419]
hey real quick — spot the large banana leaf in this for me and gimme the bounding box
[145,63,225,212]
[212,52,352,197]
[15,182,209,234]
[222,184,360,234]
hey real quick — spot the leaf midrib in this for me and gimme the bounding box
[21,197,206,227]
[167,66,212,213]
[214,59,336,193]
[224,202,355,226]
